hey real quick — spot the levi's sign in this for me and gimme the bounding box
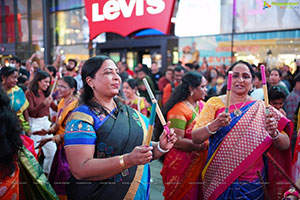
[84,0,175,39]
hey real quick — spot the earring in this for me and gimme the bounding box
[190,91,194,96]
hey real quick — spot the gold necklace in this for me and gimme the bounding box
[232,96,249,117]
[184,100,198,116]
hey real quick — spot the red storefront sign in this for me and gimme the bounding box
[84,0,175,39]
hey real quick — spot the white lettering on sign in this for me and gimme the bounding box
[92,0,166,22]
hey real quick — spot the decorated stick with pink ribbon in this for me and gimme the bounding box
[260,65,270,115]
[225,71,233,113]
[143,78,170,137]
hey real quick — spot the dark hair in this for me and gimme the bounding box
[80,55,111,110]
[165,67,174,75]
[47,65,57,78]
[124,79,138,89]
[227,60,255,79]
[254,72,262,81]
[11,56,21,64]
[17,75,27,84]
[268,86,286,101]
[154,71,203,143]
[174,65,184,73]
[270,68,282,77]
[164,71,203,118]
[62,76,77,95]
[0,67,18,82]
[185,63,194,70]
[294,73,300,84]
[68,59,77,67]
[0,86,23,179]
[28,70,51,97]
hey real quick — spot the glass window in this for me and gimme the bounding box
[0,1,14,43]
[31,0,43,42]
[55,8,86,45]
[51,0,84,12]
[18,0,29,42]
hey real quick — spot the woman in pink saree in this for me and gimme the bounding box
[192,61,293,200]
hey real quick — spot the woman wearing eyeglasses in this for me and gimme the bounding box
[192,61,293,200]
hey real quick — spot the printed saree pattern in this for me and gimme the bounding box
[194,97,292,200]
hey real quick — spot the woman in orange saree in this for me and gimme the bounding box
[160,71,208,200]
[36,76,78,200]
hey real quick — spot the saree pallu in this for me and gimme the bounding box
[65,102,150,200]
[55,98,78,136]
[18,146,58,200]
[0,162,19,200]
[7,85,30,132]
[161,101,207,200]
[48,98,78,200]
[202,100,292,200]
[128,97,151,117]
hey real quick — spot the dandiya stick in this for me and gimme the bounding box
[146,103,156,146]
[265,152,300,193]
[260,65,270,115]
[50,66,63,96]
[142,78,170,136]
[225,71,233,113]
[257,171,271,200]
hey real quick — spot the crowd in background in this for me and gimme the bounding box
[1,52,300,200]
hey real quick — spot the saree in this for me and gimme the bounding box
[18,146,58,200]
[127,96,151,117]
[161,101,207,200]
[0,162,19,200]
[7,85,30,132]
[64,101,150,200]
[193,97,293,200]
[48,97,78,200]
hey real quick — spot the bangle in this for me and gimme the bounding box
[206,122,217,135]
[284,188,300,198]
[271,130,280,140]
[157,142,169,153]
[119,155,127,171]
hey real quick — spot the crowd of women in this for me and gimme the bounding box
[0,54,300,200]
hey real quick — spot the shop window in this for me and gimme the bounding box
[55,8,86,46]
[18,0,29,42]
[31,0,43,42]
[50,0,84,12]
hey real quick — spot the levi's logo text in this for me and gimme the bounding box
[92,0,165,22]
[84,0,175,39]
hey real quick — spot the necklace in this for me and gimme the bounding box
[93,99,118,120]
[184,100,198,116]
[232,96,249,117]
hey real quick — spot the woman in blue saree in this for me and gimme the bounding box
[1,67,30,133]
[192,61,293,200]
[64,55,177,200]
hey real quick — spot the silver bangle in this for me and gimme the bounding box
[271,130,280,140]
[157,142,169,153]
[206,122,217,135]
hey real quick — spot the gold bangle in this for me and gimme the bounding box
[119,155,127,171]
